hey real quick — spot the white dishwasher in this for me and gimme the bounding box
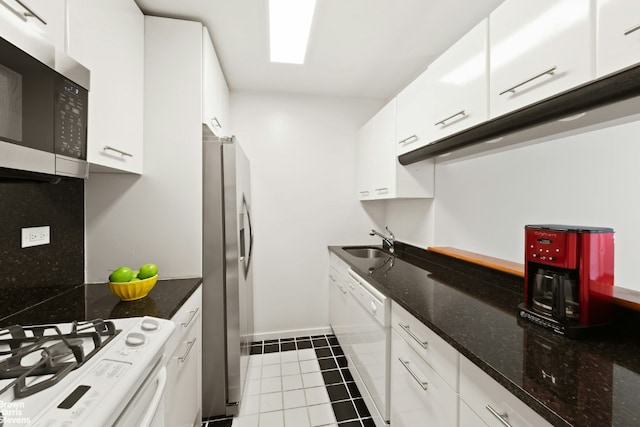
[346,269,390,427]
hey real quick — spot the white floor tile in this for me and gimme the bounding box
[232,414,259,427]
[280,351,299,363]
[304,386,330,406]
[301,372,324,389]
[260,391,283,413]
[245,379,261,396]
[308,403,336,427]
[261,363,282,378]
[259,410,285,427]
[281,374,303,391]
[299,359,320,373]
[248,354,263,367]
[260,376,282,394]
[281,362,301,376]
[284,407,311,427]
[298,349,316,361]
[283,389,306,410]
[239,394,260,415]
[246,365,262,381]
[262,352,281,365]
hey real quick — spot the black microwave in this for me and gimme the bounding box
[0,21,90,179]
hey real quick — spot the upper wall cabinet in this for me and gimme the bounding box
[596,0,640,78]
[203,28,230,137]
[489,0,593,119]
[358,99,434,200]
[396,68,431,156]
[426,18,489,144]
[67,0,144,174]
[9,0,66,52]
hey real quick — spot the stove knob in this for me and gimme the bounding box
[141,318,159,332]
[125,332,147,347]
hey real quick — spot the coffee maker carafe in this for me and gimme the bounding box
[518,225,615,337]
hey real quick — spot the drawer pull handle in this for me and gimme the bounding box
[399,323,428,349]
[359,191,370,196]
[499,66,557,96]
[181,307,200,328]
[211,117,222,128]
[329,274,337,282]
[338,284,348,295]
[398,134,418,145]
[375,188,389,194]
[370,301,377,313]
[398,358,428,390]
[103,145,133,158]
[179,338,197,363]
[624,23,640,36]
[486,405,513,427]
[435,110,466,127]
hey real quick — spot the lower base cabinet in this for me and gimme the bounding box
[390,329,458,426]
[166,286,203,427]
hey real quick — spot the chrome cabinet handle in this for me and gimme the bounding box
[181,307,200,328]
[398,323,428,349]
[3,0,47,24]
[359,191,370,196]
[211,117,222,128]
[179,338,197,363]
[398,134,418,145]
[486,405,513,427]
[338,284,347,295]
[624,23,640,36]
[329,274,337,282]
[103,145,133,158]
[435,110,466,127]
[398,358,428,390]
[499,66,557,96]
[375,188,389,194]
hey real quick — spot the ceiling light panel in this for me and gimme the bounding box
[269,0,316,64]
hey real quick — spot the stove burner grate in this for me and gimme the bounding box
[0,319,120,398]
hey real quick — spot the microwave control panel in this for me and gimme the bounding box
[55,77,88,159]
[525,228,578,269]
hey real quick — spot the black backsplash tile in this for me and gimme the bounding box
[0,177,84,321]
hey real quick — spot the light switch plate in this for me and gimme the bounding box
[21,226,50,248]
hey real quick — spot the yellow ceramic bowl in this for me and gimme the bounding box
[108,274,158,301]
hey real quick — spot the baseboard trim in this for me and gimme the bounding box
[252,326,333,342]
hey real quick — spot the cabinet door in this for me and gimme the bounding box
[596,0,640,77]
[17,0,66,52]
[68,0,144,174]
[396,68,432,156]
[460,398,488,427]
[390,330,458,427]
[489,0,593,118]
[203,28,228,136]
[356,117,375,200]
[428,19,488,142]
[372,99,397,199]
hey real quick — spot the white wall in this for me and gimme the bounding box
[85,17,203,282]
[230,91,383,338]
[386,118,640,291]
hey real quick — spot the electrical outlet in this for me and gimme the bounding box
[21,226,50,248]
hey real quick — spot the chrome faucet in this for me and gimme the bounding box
[370,226,395,253]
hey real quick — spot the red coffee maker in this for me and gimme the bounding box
[518,225,615,338]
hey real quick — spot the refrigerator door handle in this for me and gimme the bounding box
[241,193,253,279]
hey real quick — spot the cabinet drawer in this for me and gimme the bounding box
[391,301,458,391]
[460,355,552,427]
[169,286,202,353]
[330,252,350,280]
[390,329,458,427]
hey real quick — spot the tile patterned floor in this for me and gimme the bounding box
[202,334,375,427]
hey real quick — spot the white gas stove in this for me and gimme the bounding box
[0,316,175,427]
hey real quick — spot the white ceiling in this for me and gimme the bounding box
[134,0,505,101]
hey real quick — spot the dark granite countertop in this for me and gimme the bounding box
[0,277,202,328]
[329,243,640,427]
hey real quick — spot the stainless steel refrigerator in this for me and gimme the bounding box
[202,124,254,418]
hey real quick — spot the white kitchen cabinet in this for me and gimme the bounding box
[391,301,459,391]
[596,0,640,77]
[390,329,458,427]
[328,253,351,355]
[459,355,552,427]
[357,99,435,200]
[396,68,431,156]
[489,0,593,118]
[67,0,144,174]
[1,0,66,52]
[460,398,488,427]
[427,18,489,143]
[166,286,203,427]
[203,28,229,136]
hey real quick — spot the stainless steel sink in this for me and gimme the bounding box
[342,247,389,259]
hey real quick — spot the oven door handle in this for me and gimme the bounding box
[138,366,167,427]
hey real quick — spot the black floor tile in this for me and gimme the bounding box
[332,400,359,422]
[318,357,338,371]
[328,336,339,346]
[264,338,279,344]
[201,416,233,427]
[336,355,348,367]
[332,345,345,356]
[312,337,329,348]
[347,382,362,398]
[280,341,296,352]
[322,369,344,385]
[338,421,362,427]
[361,418,376,427]
[353,398,371,418]
[250,345,262,355]
[263,343,280,353]
[340,367,354,382]
[296,340,312,349]
[327,383,351,402]
[315,347,333,358]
